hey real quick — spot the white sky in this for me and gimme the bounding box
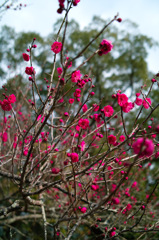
[1,0,159,73]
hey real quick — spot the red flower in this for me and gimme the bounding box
[135,97,143,106]
[57,8,63,14]
[73,0,80,6]
[69,98,74,104]
[74,89,81,98]
[70,152,79,162]
[108,135,116,145]
[93,104,99,112]
[65,59,72,69]
[57,67,63,75]
[2,132,8,142]
[117,18,122,22]
[126,203,132,211]
[112,197,120,205]
[117,93,128,107]
[122,102,134,113]
[22,53,30,61]
[25,66,34,75]
[91,184,99,191]
[119,135,125,142]
[143,98,151,109]
[71,70,82,83]
[80,141,85,151]
[51,41,62,54]
[51,168,61,174]
[103,105,114,117]
[98,39,113,56]
[110,231,116,237]
[8,94,16,104]
[80,207,87,213]
[0,99,12,111]
[131,181,137,188]
[23,148,28,156]
[78,118,89,130]
[59,0,65,4]
[132,138,154,157]
[82,104,88,113]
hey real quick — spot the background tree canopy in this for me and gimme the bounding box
[0,16,157,94]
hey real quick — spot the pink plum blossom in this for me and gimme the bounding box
[143,98,151,109]
[78,118,89,130]
[71,70,82,83]
[70,152,79,162]
[132,138,154,157]
[22,53,30,61]
[51,41,62,54]
[117,93,128,107]
[98,39,113,56]
[103,105,114,117]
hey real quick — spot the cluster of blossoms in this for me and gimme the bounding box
[22,38,37,81]
[78,118,89,130]
[117,93,134,113]
[57,0,80,14]
[0,94,16,111]
[135,92,151,109]
[56,57,72,84]
[116,92,152,113]
[73,88,81,101]
[71,70,91,88]
[57,0,65,13]
[78,206,87,213]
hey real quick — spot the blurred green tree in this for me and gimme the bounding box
[1,16,157,102]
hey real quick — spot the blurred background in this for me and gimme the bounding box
[1,0,159,73]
